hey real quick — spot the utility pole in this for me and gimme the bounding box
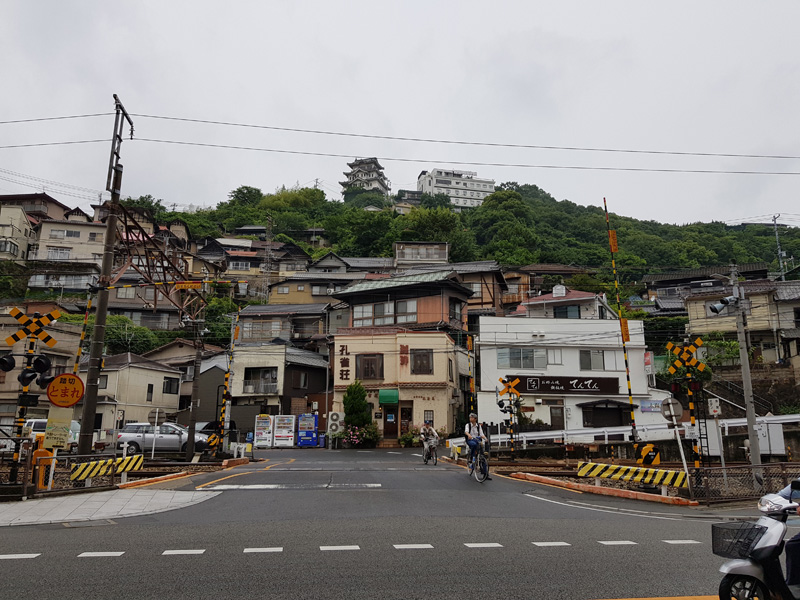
[79,95,133,455]
[773,214,786,281]
[185,317,205,461]
[729,263,762,470]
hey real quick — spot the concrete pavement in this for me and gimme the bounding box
[0,488,220,526]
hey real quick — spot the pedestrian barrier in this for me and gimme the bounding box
[576,461,688,489]
[70,455,144,481]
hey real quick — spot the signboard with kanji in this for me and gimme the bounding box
[46,374,85,408]
[513,375,619,395]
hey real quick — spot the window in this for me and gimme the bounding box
[553,305,581,319]
[373,302,394,325]
[411,349,433,374]
[449,298,462,322]
[396,299,417,323]
[353,303,373,327]
[546,348,562,365]
[179,366,194,381]
[228,261,250,271]
[292,371,308,389]
[88,232,102,243]
[497,347,547,369]
[99,375,108,389]
[0,240,19,256]
[311,285,328,296]
[46,247,71,260]
[356,354,384,379]
[277,286,289,294]
[297,285,305,291]
[580,350,605,371]
[424,410,434,427]
[116,287,136,299]
[241,320,281,339]
[448,359,454,381]
[163,377,180,394]
[795,308,800,328]
[146,383,154,402]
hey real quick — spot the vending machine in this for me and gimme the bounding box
[254,414,274,449]
[273,415,296,447]
[297,414,318,447]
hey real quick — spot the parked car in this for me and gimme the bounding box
[116,422,209,454]
[196,420,237,435]
[24,419,81,450]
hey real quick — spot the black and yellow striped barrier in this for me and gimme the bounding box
[70,455,144,481]
[576,461,687,488]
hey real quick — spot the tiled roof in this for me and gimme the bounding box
[781,328,800,339]
[285,347,328,369]
[642,262,769,283]
[215,238,252,248]
[80,352,181,373]
[522,290,597,304]
[685,279,777,300]
[519,263,589,274]
[655,297,686,310]
[400,260,501,275]
[274,272,367,283]
[240,303,329,316]
[335,271,469,295]
[226,250,258,257]
[341,257,395,269]
[774,282,800,301]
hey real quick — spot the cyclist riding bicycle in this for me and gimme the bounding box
[465,413,487,466]
[419,421,439,459]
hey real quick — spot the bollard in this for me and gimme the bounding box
[120,442,129,485]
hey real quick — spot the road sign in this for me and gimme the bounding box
[666,338,706,374]
[708,397,721,417]
[43,405,74,449]
[148,408,166,426]
[661,397,684,420]
[5,308,61,348]
[499,377,520,397]
[175,281,202,289]
[46,374,85,408]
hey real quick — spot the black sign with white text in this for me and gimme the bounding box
[513,375,619,395]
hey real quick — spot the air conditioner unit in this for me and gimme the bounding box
[243,385,255,393]
[534,398,543,405]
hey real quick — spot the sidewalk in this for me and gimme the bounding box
[0,488,220,527]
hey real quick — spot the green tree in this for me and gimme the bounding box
[342,380,371,427]
[59,314,159,355]
[419,192,452,210]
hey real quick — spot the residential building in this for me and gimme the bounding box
[0,204,35,262]
[340,157,391,196]
[394,241,449,269]
[267,272,368,307]
[330,271,473,437]
[641,262,769,301]
[0,193,70,222]
[521,286,616,320]
[416,169,495,212]
[238,303,329,348]
[229,344,329,417]
[77,353,183,432]
[519,263,591,296]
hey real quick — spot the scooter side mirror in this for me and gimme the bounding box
[791,480,800,491]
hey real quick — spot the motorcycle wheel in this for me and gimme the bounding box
[719,574,770,600]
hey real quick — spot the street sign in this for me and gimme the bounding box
[148,408,166,426]
[619,318,630,342]
[175,281,202,290]
[5,308,61,348]
[43,405,74,449]
[46,374,85,408]
[499,377,520,397]
[666,338,706,374]
[708,397,721,417]
[661,398,684,420]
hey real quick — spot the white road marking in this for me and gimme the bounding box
[356,451,372,453]
[243,547,283,553]
[78,551,125,557]
[663,540,702,544]
[387,451,402,454]
[598,540,637,546]
[464,543,503,548]
[532,542,571,547]
[0,554,41,560]
[320,545,360,551]
[162,549,206,555]
[201,483,382,490]
[412,454,422,457]
[524,494,685,521]
[394,544,434,549]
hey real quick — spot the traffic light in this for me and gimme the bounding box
[670,382,682,394]
[17,368,37,387]
[0,354,15,372]
[709,296,738,314]
[32,355,54,388]
[689,380,702,392]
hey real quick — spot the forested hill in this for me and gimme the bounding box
[126,183,800,280]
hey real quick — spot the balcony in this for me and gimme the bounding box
[242,380,278,395]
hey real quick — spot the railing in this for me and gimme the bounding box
[710,377,774,414]
[242,380,278,394]
[692,463,800,504]
[30,452,118,496]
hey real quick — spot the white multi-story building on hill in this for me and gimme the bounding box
[417,168,495,212]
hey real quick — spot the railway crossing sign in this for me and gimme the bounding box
[666,338,706,374]
[5,308,62,348]
[46,374,85,408]
[499,377,520,397]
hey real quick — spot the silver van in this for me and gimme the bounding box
[116,422,208,454]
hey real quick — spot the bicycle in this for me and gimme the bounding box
[467,440,489,483]
[423,438,438,465]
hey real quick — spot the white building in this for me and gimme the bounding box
[476,286,670,442]
[417,169,495,212]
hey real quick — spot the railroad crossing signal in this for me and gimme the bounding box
[47,374,85,408]
[499,377,520,398]
[666,338,707,374]
[5,308,61,348]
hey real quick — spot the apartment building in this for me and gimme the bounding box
[416,169,495,212]
[0,204,35,262]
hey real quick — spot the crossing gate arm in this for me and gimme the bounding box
[576,461,687,489]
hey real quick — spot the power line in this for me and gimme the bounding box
[134,138,800,176]
[0,139,107,150]
[131,113,800,162]
[0,167,107,195]
[0,113,112,126]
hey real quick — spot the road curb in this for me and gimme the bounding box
[510,472,699,506]
[119,471,191,488]
[221,458,250,468]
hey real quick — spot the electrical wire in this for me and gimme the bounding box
[0,113,112,125]
[0,139,107,150]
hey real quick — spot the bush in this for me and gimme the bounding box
[342,380,371,428]
[333,423,381,448]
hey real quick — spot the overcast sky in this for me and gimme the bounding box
[2,2,800,228]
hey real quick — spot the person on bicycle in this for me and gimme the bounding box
[465,413,487,465]
[420,421,438,458]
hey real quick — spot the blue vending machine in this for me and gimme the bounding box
[297,414,318,447]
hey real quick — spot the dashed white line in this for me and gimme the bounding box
[320,545,360,551]
[464,543,503,548]
[663,540,702,545]
[243,547,283,553]
[78,551,125,557]
[0,554,41,560]
[394,544,434,549]
[532,542,571,547]
[412,454,423,457]
[162,549,206,555]
[387,451,402,454]
[598,541,637,546]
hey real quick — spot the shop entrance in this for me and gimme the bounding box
[383,407,398,438]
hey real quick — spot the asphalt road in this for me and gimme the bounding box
[0,448,762,599]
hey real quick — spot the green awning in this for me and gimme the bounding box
[378,389,399,405]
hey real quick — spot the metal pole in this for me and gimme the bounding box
[773,215,786,282]
[714,416,729,492]
[151,408,158,460]
[185,326,202,461]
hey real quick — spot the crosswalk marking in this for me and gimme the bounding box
[394,544,434,549]
[243,547,283,553]
[599,541,638,546]
[532,542,571,547]
[662,540,701,544]
[0,554,41,560]
[162,549,206,555]
[78,552,125,558]
[320,545,360,551]
[464,543,503,548]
